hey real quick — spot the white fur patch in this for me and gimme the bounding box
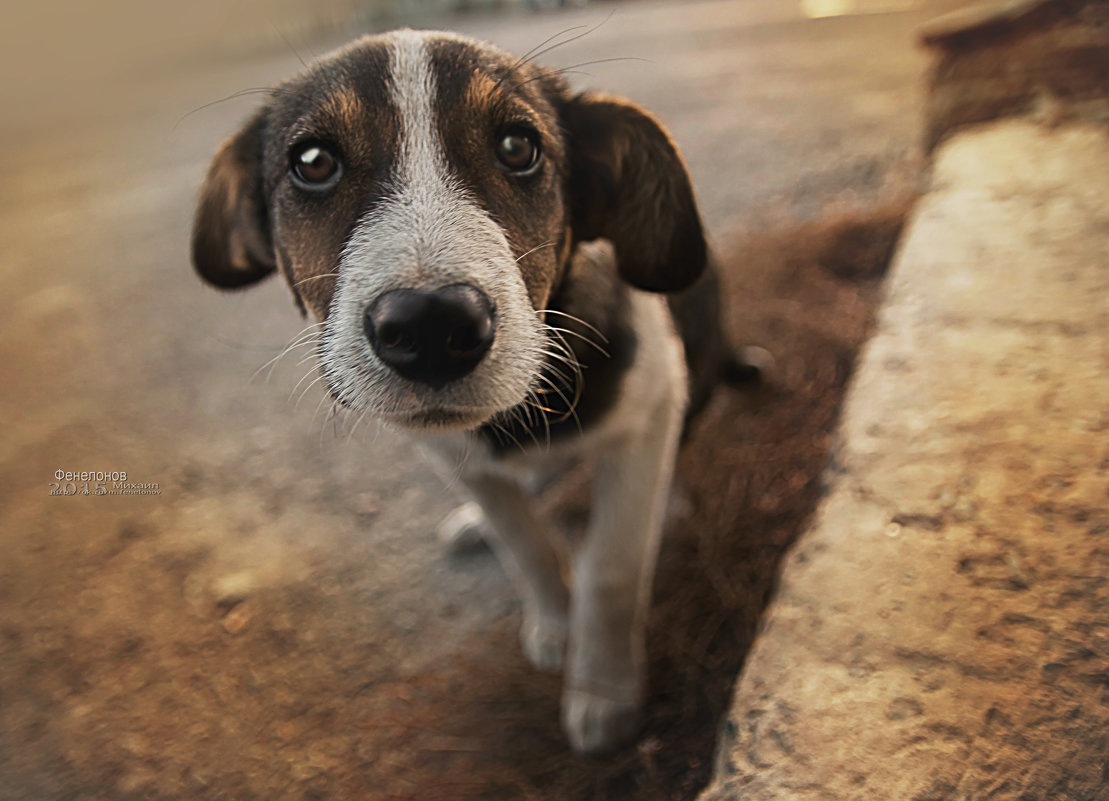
[318,30,544,430]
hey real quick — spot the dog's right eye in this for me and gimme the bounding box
[290,142,342,190]
[495,127,541,175]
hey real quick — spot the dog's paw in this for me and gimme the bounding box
[436,502,489,554]
[521,612,567,673]
[561,688,642,753]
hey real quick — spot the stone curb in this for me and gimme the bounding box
[920,0,1109,151]
[698,119,1109,799]
[919,0,1073,48]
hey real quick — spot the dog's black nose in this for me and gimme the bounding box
[364,284,496,389]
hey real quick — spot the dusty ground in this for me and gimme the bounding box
[1,1,946,798]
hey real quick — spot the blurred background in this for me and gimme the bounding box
[1,1,964,799]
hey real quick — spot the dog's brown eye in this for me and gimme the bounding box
[495,128,540,174]
[290,142,341,189]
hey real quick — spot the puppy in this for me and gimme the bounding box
[192,29,745,753]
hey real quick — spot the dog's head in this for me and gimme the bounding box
[193,29,705,431]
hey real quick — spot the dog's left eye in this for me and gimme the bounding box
[290,142,342,190]
[495,127,541,174]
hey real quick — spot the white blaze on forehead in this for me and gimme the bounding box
[389,31,448,193]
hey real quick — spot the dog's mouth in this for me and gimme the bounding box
[379,403,501,432]
[320,356,539,433]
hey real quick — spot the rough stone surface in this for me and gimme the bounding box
[921,0,1109,151]
[699,120,1109,800]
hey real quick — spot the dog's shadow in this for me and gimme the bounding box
[366,198,913,801]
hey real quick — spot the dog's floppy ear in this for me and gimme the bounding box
[192,111,275,289]
[561,93,706,293]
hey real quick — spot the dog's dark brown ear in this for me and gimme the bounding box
[192,111,275,288]
[561,93,706,293]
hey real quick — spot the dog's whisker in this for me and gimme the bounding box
[543,327,586,419]
[345,405,372,447]
[293,273,341,288]
[438,440,466,492]
[514,390,553,451]
[441,434,473,491]
[518,392,535,428]
[502,425,529,456]
[547,325,589,369]
[272,23,310,69]
[288,365,323,404]
[536,373,583,431]
[515,241,556,263]
[502,24,588,78]
[540,339,584,376]
[488,418,528,455]
[535,390,553,450]
[312,386,334,426]
[537,346,578,370]
[509,70,592,93]
[510,8,617,78]
[249,325,325,385]
[258,322,324,362]
[511,56,650,94]
[491,21,594,94]
[525,394,541,431]
[174,86,296,130]
[499,404,543,452]
[542,327,582,361]
[294,373,328,410]
[541,357,582,395]
[525,397,561,414]
[544,326,605,356]
[318,400,344,451]
[511,404,544,451]
[543,325,610,357]
[542,344,581,384]
[534,360,576,389]
[294,336,326,368]
[540,309,610,343]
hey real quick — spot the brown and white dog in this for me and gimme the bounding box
[192,28,750,753]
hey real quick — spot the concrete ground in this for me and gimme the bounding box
[2,1,956,799]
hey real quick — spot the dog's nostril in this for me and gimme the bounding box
[446,318,492,356]
[364,284,496,389]
[377,323,418,355]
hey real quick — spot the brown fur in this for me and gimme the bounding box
[192,112,274,289]
[193,34,709,324]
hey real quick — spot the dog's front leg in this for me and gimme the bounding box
[562,377,685,753]
[461,472,571,672]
